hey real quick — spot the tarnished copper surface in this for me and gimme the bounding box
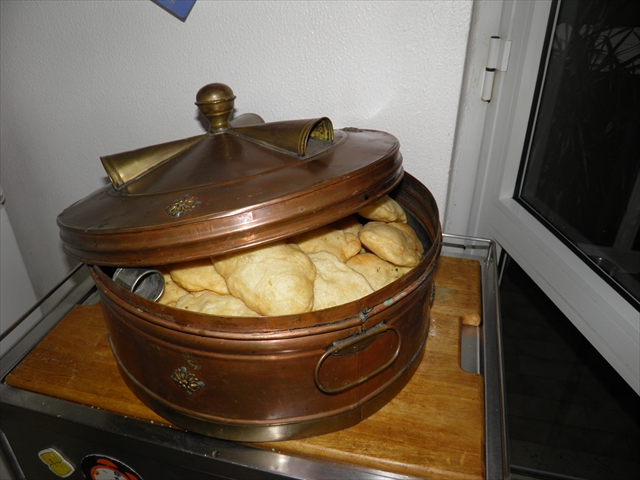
[56,83,443,442]
[57,83,403,266]
[90,175,442,442]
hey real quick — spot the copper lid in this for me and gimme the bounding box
[58,83,403,266]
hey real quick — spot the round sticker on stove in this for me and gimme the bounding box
[80,455,142,480]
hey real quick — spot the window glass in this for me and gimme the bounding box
[517,0,640,306]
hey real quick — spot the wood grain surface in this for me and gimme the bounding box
[5,255,483,479]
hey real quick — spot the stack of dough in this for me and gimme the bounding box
[289,219,362,262]
[307,251,374,310]
[357,195,407,223]
[174,291,259,316]
[156,268,189,307]
[154,195,423,316]
[346,253,412,291]
[358,222,423,268]
[213,242,316,316]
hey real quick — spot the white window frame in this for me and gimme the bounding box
[452,0,639,393]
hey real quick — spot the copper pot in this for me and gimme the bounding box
[58,84,442,441]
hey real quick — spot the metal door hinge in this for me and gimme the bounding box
[481,36,512,102]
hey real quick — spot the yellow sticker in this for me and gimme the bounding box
[38,448,75,478]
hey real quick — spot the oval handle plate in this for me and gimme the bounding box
[314,322,401,395]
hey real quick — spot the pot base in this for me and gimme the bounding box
[111,331,427,442]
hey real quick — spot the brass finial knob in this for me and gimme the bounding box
[195,83,236,132]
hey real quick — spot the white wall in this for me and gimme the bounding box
[0,0,472,298]
[0,186,40,356]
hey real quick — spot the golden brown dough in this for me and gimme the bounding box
[308,251,374,310]
[168,258,230,294]
[329,215,363,236]
[174,290,259,316]
[357,195,407,223]
[157,269,189,307]
[359,221,423,267]
[290,224,362,263]
[346,253,412,290]
[213,242,316,316]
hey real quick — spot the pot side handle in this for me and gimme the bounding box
[314,322,401,395]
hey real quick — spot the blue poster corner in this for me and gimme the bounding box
[151,0,197,22]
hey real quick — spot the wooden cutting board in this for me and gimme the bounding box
[5,255,484,479]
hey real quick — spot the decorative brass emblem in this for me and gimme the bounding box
[171,366,205,395]
[166,195,201,217]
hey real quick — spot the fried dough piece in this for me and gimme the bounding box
[329,215,363,236]
[290,224,362,263]
[308,251,374,310]
[168,258,229,294]
[346,253,412,290]
[157,269,189,307]
[357,195,407,223]
[174,290,259,316]
[359,221,423,267]
[213,242,316,316]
